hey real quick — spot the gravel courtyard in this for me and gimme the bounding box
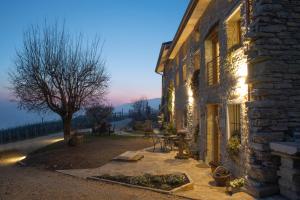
[0,135,185,200]
[0,166,184,200]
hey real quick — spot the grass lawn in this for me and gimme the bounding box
[24,135,152,170]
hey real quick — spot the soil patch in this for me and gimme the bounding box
[24,135,152,170]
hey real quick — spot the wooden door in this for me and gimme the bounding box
[206,105,220,164]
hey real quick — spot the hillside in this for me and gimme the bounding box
[113,98,161,113]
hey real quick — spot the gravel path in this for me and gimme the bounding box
[0,166,185,200]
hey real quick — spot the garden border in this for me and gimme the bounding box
[87,173,194,194]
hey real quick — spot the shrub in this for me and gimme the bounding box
[227,135,241,156]
[227,131,241,156]
[229,178,245,188]
[166,174,186,186]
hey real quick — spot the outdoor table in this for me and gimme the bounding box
[161,135,178,151]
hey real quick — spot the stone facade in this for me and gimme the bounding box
[155,0,300,198]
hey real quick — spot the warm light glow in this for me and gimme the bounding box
[187,85,194,105]
[51,138,64,143]
[236,59,248,98]
[237,62,248,77]
[171,89,175,119]
[0,155,26,166]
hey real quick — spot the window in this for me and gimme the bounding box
[226,6,242,50]
[205,26,220,86]
[228,104,241,138]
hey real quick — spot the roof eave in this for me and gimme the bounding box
[167,0,211,59]
[155,41,172,74]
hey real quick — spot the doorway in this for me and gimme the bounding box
[206,104,220,164]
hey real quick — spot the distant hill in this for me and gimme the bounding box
[114,98,161,113]
[0,98,59,130]
[0,97,161,130]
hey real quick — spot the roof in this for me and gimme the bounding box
[155,0,211,74]
[168,0,211,59]
[155,41,172,74]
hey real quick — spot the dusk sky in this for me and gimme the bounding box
[0,0,189,106]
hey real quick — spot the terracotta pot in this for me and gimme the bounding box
[213,174,231,187]
[209,161,220,173]
[212,166,231,187]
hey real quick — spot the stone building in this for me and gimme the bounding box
[155,0,300,199]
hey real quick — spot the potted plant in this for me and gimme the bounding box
[209,161,220,173]
[212,166,231,187]
[227,177,245,195]
[226,130,241,159]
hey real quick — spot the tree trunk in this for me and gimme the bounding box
[62,116,72,143]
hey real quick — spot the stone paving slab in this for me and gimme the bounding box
[112,151,144,161]
[58,147,255,200]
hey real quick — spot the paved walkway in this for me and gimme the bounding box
[58,148,254,200]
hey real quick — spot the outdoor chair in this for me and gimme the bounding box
[150,129,164,152]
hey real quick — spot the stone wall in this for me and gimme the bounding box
[167,0,250,175]
[159,0,300,198]
[194,0,249,176]
[246,0,300,197]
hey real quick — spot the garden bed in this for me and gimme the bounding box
[88,173,193,193]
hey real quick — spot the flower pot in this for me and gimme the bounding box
[213,173,231,187]
[212,166,231,187]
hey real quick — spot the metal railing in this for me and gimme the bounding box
[206,56,220,86]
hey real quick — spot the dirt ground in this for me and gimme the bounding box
[0,166,184,200]
[24,135,153,170]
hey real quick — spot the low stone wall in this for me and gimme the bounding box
[270,142,300,200]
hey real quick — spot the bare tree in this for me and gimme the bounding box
[130,97,151,120]
[86,104,113,127]
[9,22,109,142]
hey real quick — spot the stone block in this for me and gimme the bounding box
[248,165,278,182]
[270,142,300,156]
[245,183,280,198]
[250,142,270,151]
[278,167,300,184]
[251,132,285,144]
[281,157,300,169]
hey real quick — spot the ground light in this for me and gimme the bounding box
[0,151,27,166]
[0,155,27,165]
[49,138,64,143]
